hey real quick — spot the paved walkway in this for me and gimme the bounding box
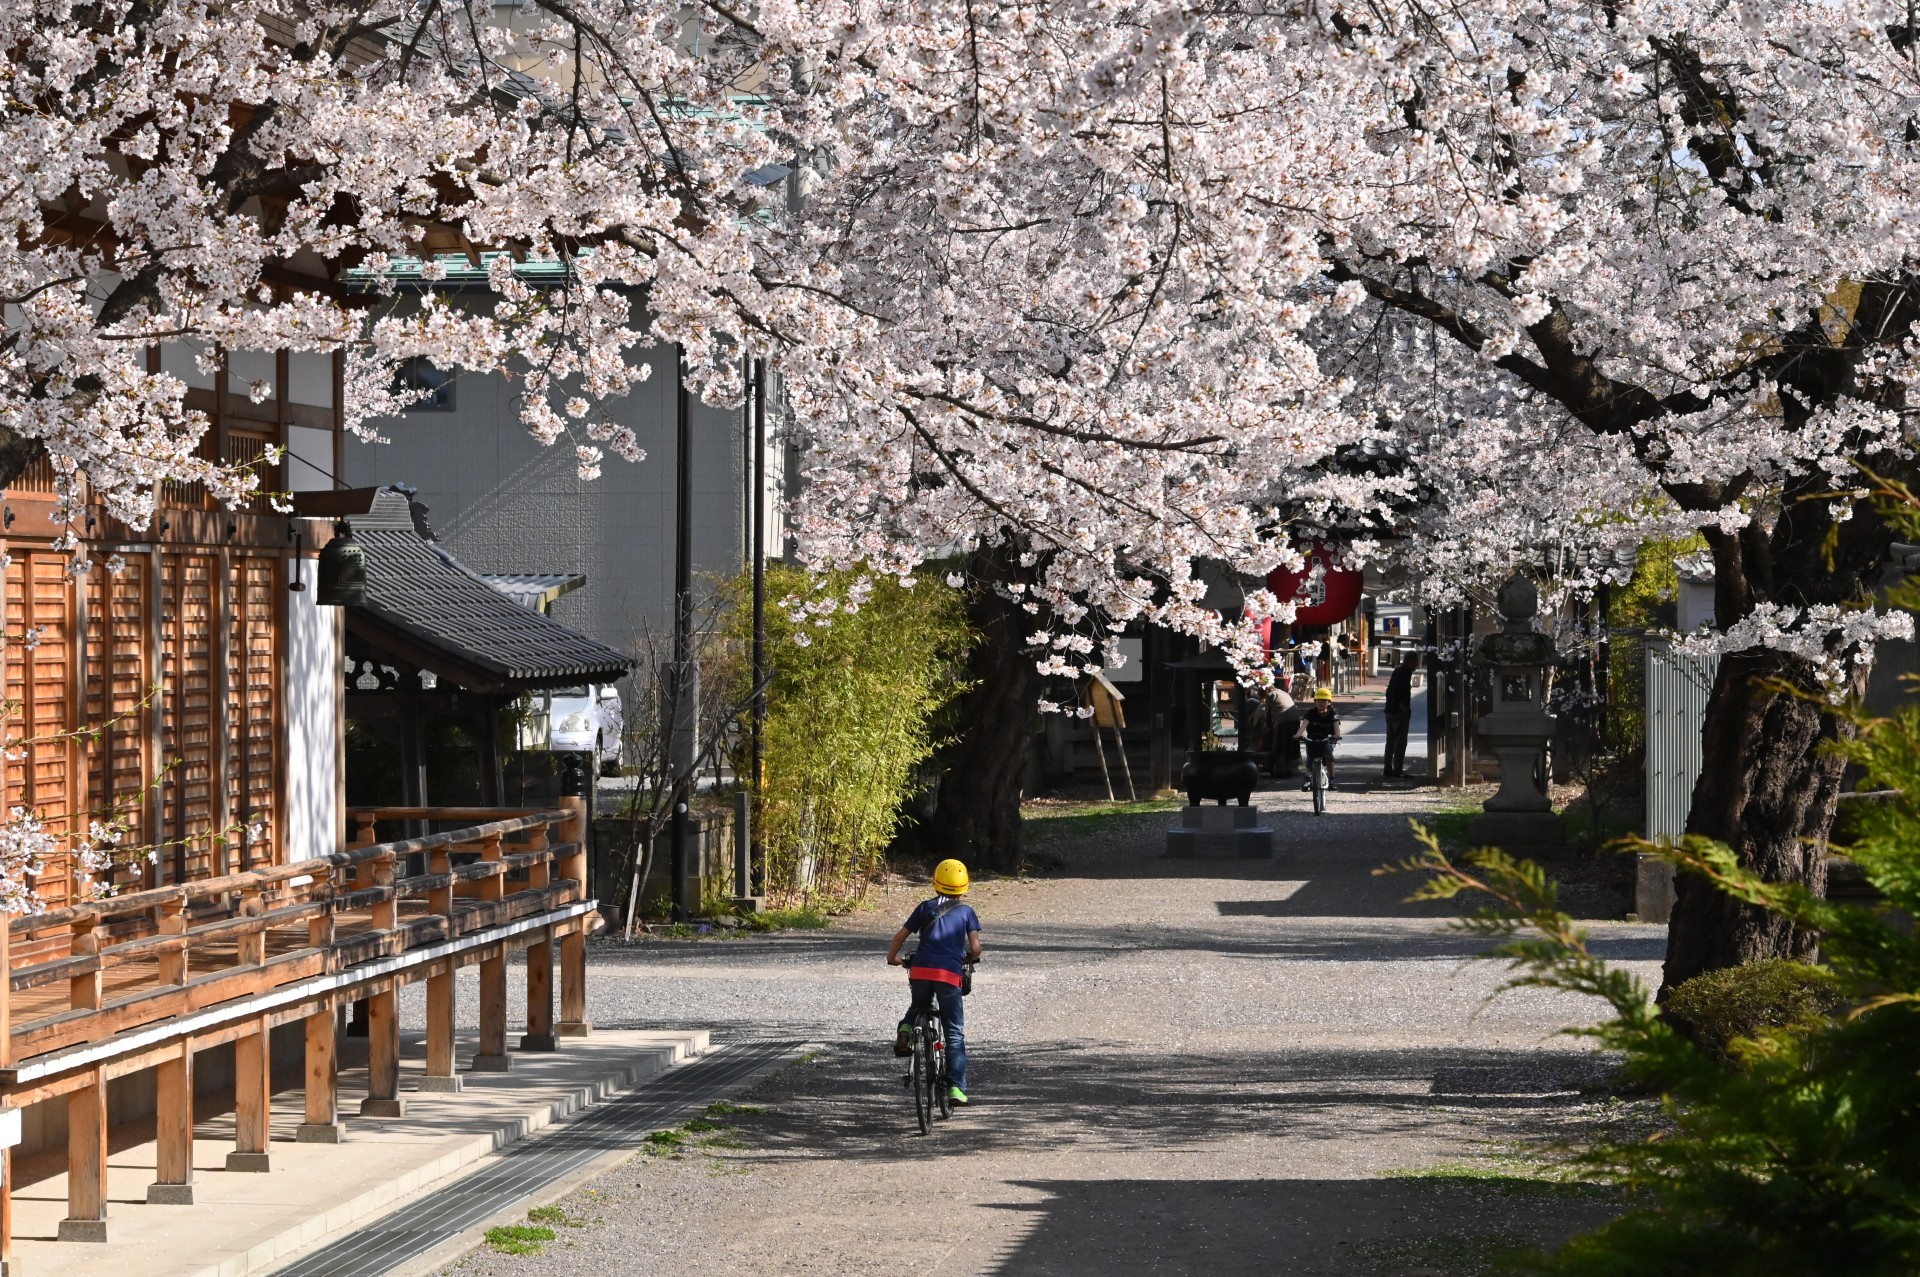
[436,701,1663,1277]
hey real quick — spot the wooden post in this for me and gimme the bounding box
[158,896,189,985]
[359,985,406,1117]
[1,1147,13,1274]
[297,1003,345,1142]
[227,1018,271,1171]
[148,1045,196,1202]
[346,816,378,1036]
[69,917,101,1012]
[557,800,592,1037]
[0,919,12,1270]
[236,883,265,967]
[474,947,510,1072]
[420,847,463,1093]
[421,963,461,1093]
[521,824,555,1052]
[58,1067,108,1242]
[521,924,555,1051]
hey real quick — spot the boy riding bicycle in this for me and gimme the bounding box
[1299,686,1341,789]
[887,858,981,1107]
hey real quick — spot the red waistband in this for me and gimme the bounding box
[909,966,963,987]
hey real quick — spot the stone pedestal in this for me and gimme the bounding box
[1466,809,1564,851]
[1166,804,1274,859]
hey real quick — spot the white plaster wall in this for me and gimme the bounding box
[286,423,335,491]
[283,583,341,862]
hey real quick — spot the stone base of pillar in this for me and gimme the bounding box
[417,1075,465,1093]
[224,1152,271,1173]
[470,1054,513,1073]
[519,1033,558,1052]
[556,1021,592,1039]
[57,1219,108,1243]
[296,1122,347,1144]
[146,1183,195,1205]
[358,1097,408,1118]
[1467,810,1565,851]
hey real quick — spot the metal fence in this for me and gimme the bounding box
[1641,637,1719,921]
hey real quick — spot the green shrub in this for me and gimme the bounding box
[1664,959,1841,1066]
[730,565,971,904]
[1388,695,1920,1275]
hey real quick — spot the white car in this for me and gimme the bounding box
[541,684,623,773]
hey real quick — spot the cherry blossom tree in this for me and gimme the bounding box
[767,1,1920,981]
[16,0,1920,981]
[1290,2,1920,986]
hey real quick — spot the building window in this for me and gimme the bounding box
[397,358,456,411]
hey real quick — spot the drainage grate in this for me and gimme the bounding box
[270,1040,802,1277]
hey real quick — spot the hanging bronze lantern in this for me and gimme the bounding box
[316,520,367,607]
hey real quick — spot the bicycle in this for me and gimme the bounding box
[898,949,975,1134]
[1304,737,1333,814]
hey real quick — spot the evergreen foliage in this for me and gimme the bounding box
[1378,480,1920,1273]
[1386,699,1920,1273]
[733,566,971,904]
[1664,960,1841,1067]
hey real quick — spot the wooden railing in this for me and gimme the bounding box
[0,801,596,1252]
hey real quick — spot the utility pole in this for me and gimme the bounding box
[749,357,768,901]
[670,347,696,921]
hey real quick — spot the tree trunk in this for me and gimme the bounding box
[1661,483,1892,993]
[932,543,1040,875]
[1663,647,1861,991]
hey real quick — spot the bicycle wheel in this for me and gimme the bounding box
[912,1024,934,1134]
[1312,759,1327,814]
[934,1020,952,1120]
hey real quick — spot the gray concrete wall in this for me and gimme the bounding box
[342,348,747,661]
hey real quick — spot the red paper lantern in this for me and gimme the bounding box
[1265,543,1362,626]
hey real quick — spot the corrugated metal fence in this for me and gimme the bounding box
[1640,637,1720,921]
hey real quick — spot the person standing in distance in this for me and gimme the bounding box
[1383,651,1421,779]
[887,859,982,1106]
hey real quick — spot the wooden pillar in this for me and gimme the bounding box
[297,1004,345,1142]
[346,815,377,1036]
[474,949,511,1072]
[227,1019,271,1171]
[147,1046,196,1202]
[359,986,406,1117]
[521,925,555,1051]
[1,1147,14,1274]
[415,838,462,1091]
[420,964,462,1092]
[0,919,14,1268]
[58,1068,108,1242]
[557,797,592,1037]
[521,824,555,1052]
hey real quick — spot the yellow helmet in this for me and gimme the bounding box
[932,858,971,896]
[1313,686,1334,702]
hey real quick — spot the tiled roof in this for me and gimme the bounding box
[345,489,630,693]
[478,573,588,612]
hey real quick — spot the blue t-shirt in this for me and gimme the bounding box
[903,897,980,983]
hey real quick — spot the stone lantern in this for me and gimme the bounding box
[1467,574,1564,850]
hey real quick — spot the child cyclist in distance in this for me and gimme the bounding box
[887,858,981,1107]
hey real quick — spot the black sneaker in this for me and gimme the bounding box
[893,1023,914,1057]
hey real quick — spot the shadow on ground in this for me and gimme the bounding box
[979,1175,1621,1277]
[717,1039,1625,1167]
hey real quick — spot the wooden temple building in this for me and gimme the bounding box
[0,405,628,1265]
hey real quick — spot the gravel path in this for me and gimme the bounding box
[434,703,1663,1277]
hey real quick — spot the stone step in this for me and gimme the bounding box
[7,1029,791,1277]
